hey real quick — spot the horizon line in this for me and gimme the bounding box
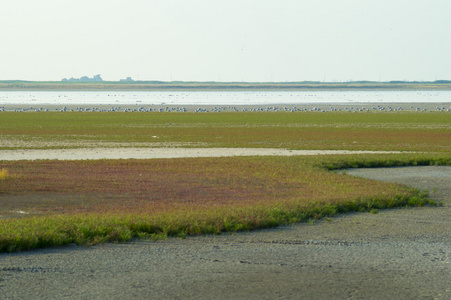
[1,79,451,84]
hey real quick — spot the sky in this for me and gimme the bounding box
[1,0,450,82]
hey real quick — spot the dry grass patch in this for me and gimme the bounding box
[0,168,9,180]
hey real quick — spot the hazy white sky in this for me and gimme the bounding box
[1,0,450,82]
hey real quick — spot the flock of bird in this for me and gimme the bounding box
[0,105,450,113]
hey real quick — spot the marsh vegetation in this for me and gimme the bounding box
[1,111,449,152]
[0,110,449,252]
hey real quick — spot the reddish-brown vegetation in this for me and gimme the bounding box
[0,157,413,218]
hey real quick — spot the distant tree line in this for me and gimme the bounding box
[62,74,103,82]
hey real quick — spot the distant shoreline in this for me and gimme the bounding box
[1,81,451,91]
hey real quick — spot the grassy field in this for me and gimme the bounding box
[0,111,450,252]
[1,111,450,151]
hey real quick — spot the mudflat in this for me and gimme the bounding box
[0,148,403,160]
[0,166,449,299]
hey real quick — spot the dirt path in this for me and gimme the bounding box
[0,166,450,300]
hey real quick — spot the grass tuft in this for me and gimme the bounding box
[0,168,9,180]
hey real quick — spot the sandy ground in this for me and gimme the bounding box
[0,154,450,299]
[0,148,403,161]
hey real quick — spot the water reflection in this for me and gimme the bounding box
[0,91,449,106]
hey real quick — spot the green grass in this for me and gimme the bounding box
[0,109,449,252]
[1,111,450,151]
[1,153,449,252]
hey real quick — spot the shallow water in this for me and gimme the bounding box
[0,90,450,106]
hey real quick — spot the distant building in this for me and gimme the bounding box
[62,74,103,82]
[120,77,134,82]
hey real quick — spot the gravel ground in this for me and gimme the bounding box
[0,166,450,300]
